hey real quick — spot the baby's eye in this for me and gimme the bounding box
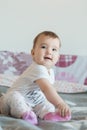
[41,45,46,49]
[52,48,57,51]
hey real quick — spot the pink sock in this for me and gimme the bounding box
[44,112,71,121]
[22,111,38,125]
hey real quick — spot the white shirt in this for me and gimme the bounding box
[7,62,55,105]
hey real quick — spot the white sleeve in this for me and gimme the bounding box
[21,62,55,84]
[29,64,50,82]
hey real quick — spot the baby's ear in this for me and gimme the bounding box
[31,49,34,56]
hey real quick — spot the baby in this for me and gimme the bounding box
[0,31,71,125]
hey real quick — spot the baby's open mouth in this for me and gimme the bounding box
[44,57,52,60]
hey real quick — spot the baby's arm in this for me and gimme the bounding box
[35,78,71,117]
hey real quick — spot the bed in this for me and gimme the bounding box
[0,50,87,130]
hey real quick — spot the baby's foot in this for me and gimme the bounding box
[22,111,38,125]
[44,112,71,121]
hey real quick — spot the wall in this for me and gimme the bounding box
[0,0,87,55]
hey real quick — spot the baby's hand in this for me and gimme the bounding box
[56,102,71,117]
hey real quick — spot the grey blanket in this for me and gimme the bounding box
[0,92,87,130]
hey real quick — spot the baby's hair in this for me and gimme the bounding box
[33,31,61,48]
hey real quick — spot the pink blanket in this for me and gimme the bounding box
[0,51,87,93]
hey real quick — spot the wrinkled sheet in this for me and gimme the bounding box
[0,92,87,130]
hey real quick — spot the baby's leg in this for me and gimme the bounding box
[3,91,38,124]
[34,99,71,121]
[33,99,55,119]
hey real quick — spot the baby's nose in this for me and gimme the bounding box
[46,48,52,54]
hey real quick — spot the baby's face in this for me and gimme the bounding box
[31,35,60,69]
